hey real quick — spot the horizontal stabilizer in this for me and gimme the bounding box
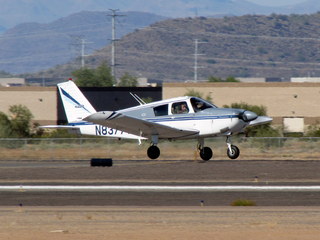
[39,125,81,135]
[40,125,79,129]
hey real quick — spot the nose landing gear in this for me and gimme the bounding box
[226,136,240,159]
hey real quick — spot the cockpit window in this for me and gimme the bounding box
[191,97,216,112]
[154,104,168,116]
[172,102,189,114]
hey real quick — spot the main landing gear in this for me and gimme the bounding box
[197,139,213,161]
[197,136,240,161]
[147,135,160,160]
[147,145,160,159]
[146,135,240,161]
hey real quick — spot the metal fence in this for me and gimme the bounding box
[0,137,320,161]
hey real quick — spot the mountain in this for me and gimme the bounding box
[35,13,320,81]
[1,0,320,30]
[0,11,166,74]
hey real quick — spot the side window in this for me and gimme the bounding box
[191,98,214,112]
[154,104,168,116]
[171,102,189,114]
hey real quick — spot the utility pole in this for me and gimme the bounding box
[193,39,206,82]
[107,9,125,84]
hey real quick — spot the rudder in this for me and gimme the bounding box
[58,80,96,123]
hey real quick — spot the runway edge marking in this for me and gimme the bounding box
[1,185,320,192]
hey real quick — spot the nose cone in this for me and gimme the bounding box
[240,110,258,122]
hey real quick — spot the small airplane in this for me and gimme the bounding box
[42,80,272,161]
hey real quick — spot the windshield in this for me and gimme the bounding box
[190,97,217,112]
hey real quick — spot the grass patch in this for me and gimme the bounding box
[231,199,256,206]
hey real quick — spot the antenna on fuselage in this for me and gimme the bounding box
[130,92,146,105]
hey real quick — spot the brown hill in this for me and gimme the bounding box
[34,13,320,81]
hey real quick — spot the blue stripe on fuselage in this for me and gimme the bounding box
[146,114,238,123]
[68,114,238,126]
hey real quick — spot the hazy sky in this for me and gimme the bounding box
[247,0,307,6]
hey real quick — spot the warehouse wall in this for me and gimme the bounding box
[163,82,320,128]
[1,83,320,132]
[0,87,57,125]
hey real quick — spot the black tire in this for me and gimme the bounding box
[90,158,113,167]
[200,147,213,161]
[227,145,240,159]
[147,145,160,159]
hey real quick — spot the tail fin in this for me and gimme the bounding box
[58,80,96,123]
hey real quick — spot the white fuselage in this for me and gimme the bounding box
[147,114,247,138]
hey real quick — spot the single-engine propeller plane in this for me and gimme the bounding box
[42,80,272,161]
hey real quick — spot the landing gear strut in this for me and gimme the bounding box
[198,139,213,161]
[226,136,240,159]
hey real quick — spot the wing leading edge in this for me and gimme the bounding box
[84,111,199,139]
[247,116,273,127]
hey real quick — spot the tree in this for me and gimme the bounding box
[224,102,267,116]
[94,62,114,86]
[305,124,320,137]
[72,62,114,87]
[118,72,138,87]
[0,105,35,138]
[0,112,13,137]
[0,70,13,77]
[9,105,34,137]
[72,68,95,86]
[184,89,212,102]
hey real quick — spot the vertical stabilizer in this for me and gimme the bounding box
[58,80,96,123]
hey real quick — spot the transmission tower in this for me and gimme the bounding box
[71,36,92,68]
[107,9,125,84]
[80,38,92,68]
[193,39,206,82]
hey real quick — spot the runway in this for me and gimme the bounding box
[0,159,319,206]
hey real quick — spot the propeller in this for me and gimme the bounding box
[239,110,258,122]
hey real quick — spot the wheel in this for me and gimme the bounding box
[199,147,213,161]
[227,145,240,159]
[147,145,160,159]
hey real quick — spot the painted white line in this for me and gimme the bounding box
[0,185,320,192]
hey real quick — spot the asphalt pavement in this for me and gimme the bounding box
[0,159,319,206]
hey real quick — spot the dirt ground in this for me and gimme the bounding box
[0,206,319,240]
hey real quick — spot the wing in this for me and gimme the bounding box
[84,111,199,139]
[247,116,273,127]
